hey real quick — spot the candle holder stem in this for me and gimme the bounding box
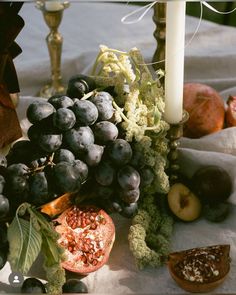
[152,2,166,72]
[167,110,189,184]
[47,12,63,92]
[36,1,69,98]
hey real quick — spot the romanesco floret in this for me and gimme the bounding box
[132,209,150,230]
[159,214,174,238]
[153,137,169,156]
[146,233,171,257]
[139,194,158,218]
[128,224,162,269]
[128,193,173,270]
[128,224,147,258]
[153,160,170,194]
[45,267,66,295]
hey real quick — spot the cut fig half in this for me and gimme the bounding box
[168,244,230,293]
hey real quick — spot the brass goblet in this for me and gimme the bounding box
[36,0,69,98]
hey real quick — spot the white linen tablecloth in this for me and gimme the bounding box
[1,2,236,294]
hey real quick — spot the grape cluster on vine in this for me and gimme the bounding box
[0,74,159,230]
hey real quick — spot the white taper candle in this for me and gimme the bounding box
[164,1,186,124]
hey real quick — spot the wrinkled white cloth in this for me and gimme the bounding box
[1,2,236,294]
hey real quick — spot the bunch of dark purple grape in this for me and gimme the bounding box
[0,75,154,222]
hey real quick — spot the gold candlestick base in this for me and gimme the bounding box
[167,110,189,184]
[39,83,65,99]
[36,0,69,99]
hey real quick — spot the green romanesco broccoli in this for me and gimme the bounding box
[128,224,162,269]
[128,194,174,269]
[132,209,151,230]
[44,266,66,295]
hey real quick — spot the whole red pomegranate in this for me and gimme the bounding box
[225,95,236,127]
[55,205,115,275]
[183,83,225,138]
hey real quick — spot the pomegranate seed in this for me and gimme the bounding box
[84,238,90,243]
[82,244,90,253]
[81,232,87,238]
[87,253,94,263]
[101,218,106,225]
[81,255,87,263]
[90,223,97,230]
[95,249,104,258]
[92,259,98,266]
[85,218,91,225]
[90,215,95,222]
[71,223,77,230]
[89,243,94,249]
[81,221,87,228]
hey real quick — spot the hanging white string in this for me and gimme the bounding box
[202,1,236,15]
[121,1,236,67]
[121,1,157,25]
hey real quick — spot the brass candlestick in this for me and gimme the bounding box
[167,110,189,184]
[36,0,69,98]
[152,2,166,72]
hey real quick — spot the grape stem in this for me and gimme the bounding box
[80,90,96,101]
[112,101,135,125]
[28,153,55,175]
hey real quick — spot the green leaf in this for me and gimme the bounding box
[41,230,62,267]
[7,216,42,274]
[29,207,59,239]
[41,230,66,294]
[153,106,161,125]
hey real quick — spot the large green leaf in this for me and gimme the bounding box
[7,216,42,274]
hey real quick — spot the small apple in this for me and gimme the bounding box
[167,183,202,222]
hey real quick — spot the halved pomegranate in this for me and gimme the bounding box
[55,205,115,275]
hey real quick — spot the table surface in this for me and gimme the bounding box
[1,2,236,294]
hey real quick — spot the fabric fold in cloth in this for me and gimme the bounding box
[180,127,236,156]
